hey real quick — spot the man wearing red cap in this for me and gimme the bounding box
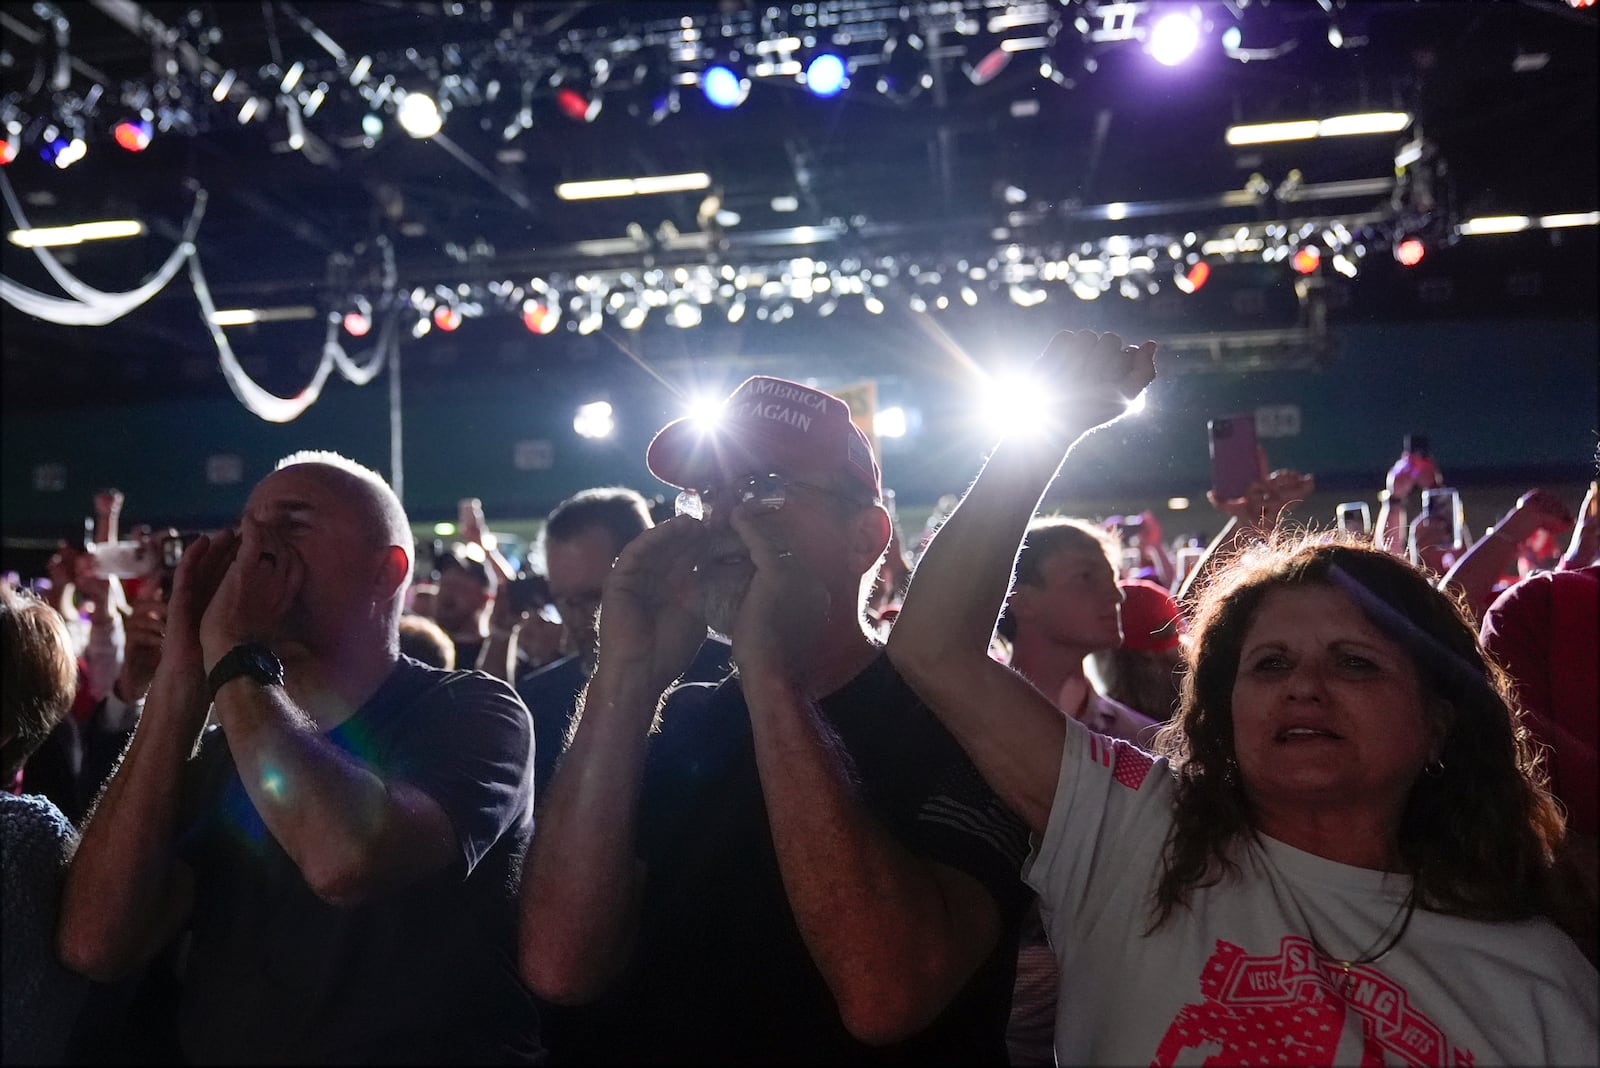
[518,376,1031,1063]
[1090,578,1187,726]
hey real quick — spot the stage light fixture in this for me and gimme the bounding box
[622,47,679,125]
[522,298,559,334]
[573,401,615,440]
[397,92,443,138]
[1291,246,1320,274]
[1395,238,1426,266]
[1148,11,1202,67]
[343,309,372,337]
[0,136,16,166]
[361,113,384,138]
[41,136,87,170]
[113,119,152,152]
[556,87,601,123]
[877,25,931,102]
[433,305,462,331]
[702,65,749,109]
[875,407,908,439]
[1173,260,1211,293]
[805,53,848,97]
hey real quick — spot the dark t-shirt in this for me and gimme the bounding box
[564,652,1032,1066]
[173,657,542,1064]
[517,637,733,806]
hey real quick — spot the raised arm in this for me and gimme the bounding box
[1175,468,1314,604]
[517,517,709,1004]
[889,330,1157,836]
[57,532,232,982]
[719,505,1003,1044]
[1440,489,1574,621]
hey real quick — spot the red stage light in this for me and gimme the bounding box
[342,311,372,337]
[1395,238,1426,267]
[0,137,17,165]
[556,88,600,123]
[113,120,153,152]
[522,300,558,334]
[433,305,462,332]
[1184,261,1211,291]
[1291,247,1320,275]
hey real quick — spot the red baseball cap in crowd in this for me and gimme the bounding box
[1119,579,1186,653]
[646,375,882,499]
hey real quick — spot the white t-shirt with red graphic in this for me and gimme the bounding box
[1025,720,1599,1066]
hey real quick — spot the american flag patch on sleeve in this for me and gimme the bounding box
[1086,731,1156,791]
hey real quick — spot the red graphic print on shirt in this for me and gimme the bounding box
[1087,732,1155,790]
[1152,937,1474,1066]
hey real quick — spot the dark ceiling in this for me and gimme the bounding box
[1,0,1596,408]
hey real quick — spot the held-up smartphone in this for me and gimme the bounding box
[1208,415,1260,503]
[1422,487,1465,549]
[88,539,159,580]
[1336,502,1372,535]
[158,531,204,596]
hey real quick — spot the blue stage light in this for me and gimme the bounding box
[702,66,748,109]
[805,54,847,97]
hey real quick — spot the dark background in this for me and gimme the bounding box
[2,0,1596,553]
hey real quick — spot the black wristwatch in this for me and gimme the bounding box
[206,643,285,701]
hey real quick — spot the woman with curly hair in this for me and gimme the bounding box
[889,329,1597,1066]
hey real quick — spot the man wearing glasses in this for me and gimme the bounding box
[518,376,1031,1064]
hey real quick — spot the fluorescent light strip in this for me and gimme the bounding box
[1315,112,1411,137]
[208,306,319,326]
[8,220,146,248]
[1226,112,1411,146]
[1457,216,1531,236]
[556,172,711,201]
[1538,212,1599,229]
[1226,120,1318,146]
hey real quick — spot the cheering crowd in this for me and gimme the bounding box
[4,330,1597,1065]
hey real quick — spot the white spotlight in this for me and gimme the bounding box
[397,92,443,138]
[573,401,615,439]
[1148,12,1201,67]
[979,372,1051,438]
[874,406,909,439]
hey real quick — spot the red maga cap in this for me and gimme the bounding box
[646,376,881,499]
[1119,579,1186,653]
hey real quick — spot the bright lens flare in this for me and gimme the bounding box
[980,372,1052,437]
[1148,12,1201,66]
[573,401,615,439]
[397,92,443,138]
[687,394,724,430]
[875,406,908,439]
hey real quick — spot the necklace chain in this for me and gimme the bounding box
[1280,877,1417,988]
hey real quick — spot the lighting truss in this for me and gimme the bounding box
[0,0,1378,164]
[336,201,1416,341]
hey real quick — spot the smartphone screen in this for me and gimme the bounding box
[1422,487,1464,548]
[1208,415,1260,502]
[1336,502,1371,535]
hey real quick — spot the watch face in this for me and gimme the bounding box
[208,643,284,700]
[242,647,278,675]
